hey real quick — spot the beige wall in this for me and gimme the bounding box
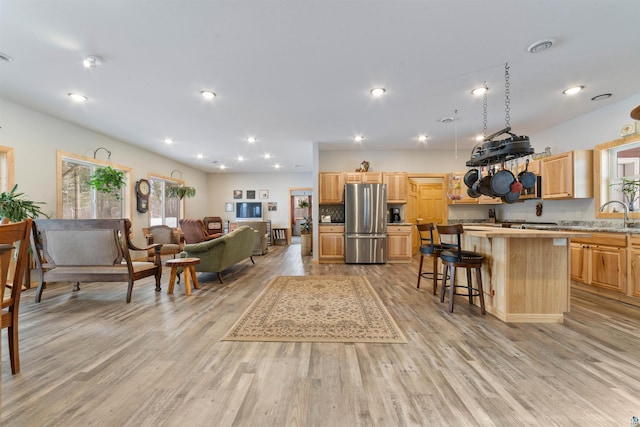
[0,98,209,245]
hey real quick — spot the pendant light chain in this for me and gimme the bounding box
[482,81,488,137]
[454,109,458,159]
[504,62,511,128]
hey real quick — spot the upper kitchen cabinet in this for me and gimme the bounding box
[383,172,408,203]
[319,172,345,203]
[541,150,593,199]
[344,172,383,184]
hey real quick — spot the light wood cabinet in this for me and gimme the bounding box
[319,172,345,203]
[387,224,412,263]
[542,150,593,199]
[448,172,478,204]
[383,172,408,203]
[628,235,640,298]
[344,172,383,184]
[570,233,626,293]
[318,225,345,263]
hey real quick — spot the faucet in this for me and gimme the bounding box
[600,200,630,228]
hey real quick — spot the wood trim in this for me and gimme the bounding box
[0,145,15,192]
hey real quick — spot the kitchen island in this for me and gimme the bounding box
[457,226,591,323]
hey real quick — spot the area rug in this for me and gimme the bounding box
[222,275,406,343]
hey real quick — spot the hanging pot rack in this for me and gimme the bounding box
[465,63,535,168]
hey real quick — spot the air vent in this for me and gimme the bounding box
[527,39,554,53]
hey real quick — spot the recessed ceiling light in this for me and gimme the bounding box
[197,153,204,159]
[68,92,88,102]
[274,163,281,169]
[83,55,103,68]
[219,164,226,169]
[201,90,216,100]
[163,138,174,144]
[591,93,612,101]
[263,153,271,159]
[563,86,584,95]
[354,135,364,142]
[475,134,485,141]
[0,52,12,63]
[418,135,428,142]
[238,156,245,161]
[439,117,454,123]
[370,87,386,97]
[527,39,555,53]
[471,86,488,96]
[246,137,256,143]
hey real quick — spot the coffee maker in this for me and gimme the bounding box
[390,207,401,223]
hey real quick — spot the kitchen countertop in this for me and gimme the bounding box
[463,222,640,234]
[462,225,591,239]
[318,222,413,226]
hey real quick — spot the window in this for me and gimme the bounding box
[149,175,183,227]
[57,150,131,219]
[0,145,15,192]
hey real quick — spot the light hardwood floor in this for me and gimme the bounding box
[2,243,640,426]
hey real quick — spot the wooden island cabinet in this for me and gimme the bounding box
[460,226,591,323]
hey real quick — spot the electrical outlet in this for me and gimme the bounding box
[576,211,581,218]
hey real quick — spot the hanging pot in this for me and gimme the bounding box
[463,169,479,188]
[467,186,481,198]
[478,174,494,197]
[501,190,521,204]
[490,167,516,196]
[518,159,537,189]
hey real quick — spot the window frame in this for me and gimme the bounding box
[0,145,15,192]
[148,173,185,227]
[57,150,132,219]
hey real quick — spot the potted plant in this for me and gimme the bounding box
[300,215,312,256]
[88,165,126,199]
[167,185,196,200]
[610,177,640,211]
[0,184,48,223]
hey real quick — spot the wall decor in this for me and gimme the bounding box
[259,189,269,199]
[268,202,277,211]
[247,190,256,199]
[225,202,234,212]
[233,190,242,199]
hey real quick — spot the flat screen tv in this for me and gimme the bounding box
[236,202,263,219]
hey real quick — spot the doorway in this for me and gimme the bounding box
[407,174,447,254]
[289,188,312,239]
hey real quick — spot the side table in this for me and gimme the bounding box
[166,258,201,296]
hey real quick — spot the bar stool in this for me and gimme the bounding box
[416,223,446,294]
[436,224,486,314]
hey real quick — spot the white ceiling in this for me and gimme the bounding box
[1,0,639,174]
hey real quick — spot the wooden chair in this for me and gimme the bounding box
[415,223,446,294]
[144,225,182,261]
[1,218,33,374]
[436,224,485,314]
[179,218,222,244]
[203,216,224,235]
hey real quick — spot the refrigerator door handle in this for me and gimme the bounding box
[363,186,370,230]
[345,235,387,239]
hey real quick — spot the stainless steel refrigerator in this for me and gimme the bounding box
[345,183,387,264]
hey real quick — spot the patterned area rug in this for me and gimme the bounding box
[222,275,406,343]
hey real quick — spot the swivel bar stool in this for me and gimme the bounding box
[416,223,446,294]
[436,224,486,314]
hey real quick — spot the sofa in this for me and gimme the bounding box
[179,218,222,244]
[235,220,268,255]
[180,225,255,284]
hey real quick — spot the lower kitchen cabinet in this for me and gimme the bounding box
[387,224,412,263]
[570,233,627,293]
[629,235,640,298]
[318,225,345,263]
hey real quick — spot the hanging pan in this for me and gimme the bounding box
[464,169,479,188]
[490,163,516,196]
[518,159,537,189]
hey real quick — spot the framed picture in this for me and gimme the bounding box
[225,202,234,212]
[268,202,277,211]
[259,189,269,199]
[247,190,256,199]
[233,190,242,199]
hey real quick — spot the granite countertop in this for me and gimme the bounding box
[460,221,640,234]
